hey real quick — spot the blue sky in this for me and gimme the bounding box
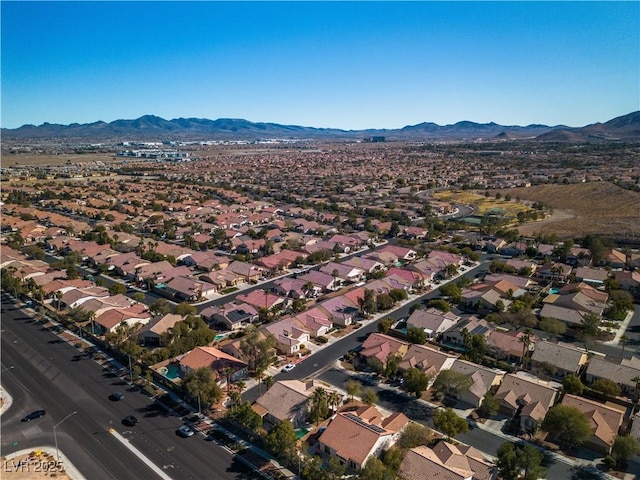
[2,1,638,130]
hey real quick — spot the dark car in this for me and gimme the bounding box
[122,415,138,426]
[110,391,124,401]
[22,410,46,422]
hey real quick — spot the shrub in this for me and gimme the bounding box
[316,336,329,344]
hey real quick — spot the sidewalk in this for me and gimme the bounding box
[602,309,635,345]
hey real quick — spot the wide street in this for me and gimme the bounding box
[1,300,260,480]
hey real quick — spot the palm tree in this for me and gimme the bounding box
[328,391,342,413]
[309,387,328,426]
[87,311,96,336]
[632,376,640,405]
[54,290,63,314]
[520,328,533,370]
[224,366,234,393]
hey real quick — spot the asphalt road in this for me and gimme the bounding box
[1,301,259,480]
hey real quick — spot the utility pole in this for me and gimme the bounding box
[54,411,78,462]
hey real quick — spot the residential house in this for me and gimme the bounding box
[449,359,506,408]
[614,271,640,292]
[297,270,339,293]
[164,276,205,302]
[530,341,589,378]
[236,289,286,312]
[253,379,341,429]
[493,373,560,433]
[137,313,184,346]
[201,303,259,331]
[179,346,248,384]
[291,307,333,338]
[460,286,506,312]
[574,267,610,287]
[560,394,625,455]
[442,317,493,349]
[317,406,410,471]
[360,333,410,368]
[585,356,640,398]
[94,304,151,335]
[398,440,497,480]
[60,286,110,309]
[342,256,385,274]
[486,329,537,365]
[263,317,311,356]
[226,261,262,282]
[377,245,417,262]
[319,261,365,285]
[406,308,460,340]
[398,344,457,379]
[316,295,359,327]
[272,277,308,299]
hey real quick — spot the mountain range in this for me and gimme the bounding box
[2,111,639,142]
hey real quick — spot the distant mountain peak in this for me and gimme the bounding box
[2,112,638,142]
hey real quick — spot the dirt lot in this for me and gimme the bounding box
[501,182,640,240]
[3,153,119,167]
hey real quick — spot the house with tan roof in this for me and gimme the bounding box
[253,379,341,429]
[530,341,588,379]
[317,405,410,471]
[399,344,457,379]
[342,256,384,274]
[494,373,560,433]
[406,307,460,340]
[137,313,184,346]
[319,262,365,284]
[559,394,625,455]
[316,295,359,327]
[60,286,110,309]
[94,304,151,334]
[291,307,332,337]
[236,289,286,311]
[450,359,506,408]
[398,440,497,480]
[178,346,248,383]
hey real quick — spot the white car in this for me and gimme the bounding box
[281,363,296,373]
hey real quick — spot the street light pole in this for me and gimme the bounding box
[54,411,78,462]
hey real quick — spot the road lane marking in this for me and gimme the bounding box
[109,429,174,480]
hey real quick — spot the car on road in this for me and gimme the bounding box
[122,415,138,426]
[22,410,46,422]
[176,425,194,437]
[110,391,124,401]
[281,363,296,373]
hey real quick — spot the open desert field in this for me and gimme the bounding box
[431,190,531,216]
[500,182,640,240]
[3,153,119,167]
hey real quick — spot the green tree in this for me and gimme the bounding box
[227,401,262,431]
[131,292,146,302]
[612,435,640,467]
[406,327,427,345]
[426,298,451,312]
[346,380,361,402]
[265,419,297,459]
[403,368,430,397]
[109,282,127,296]
[361,388,379,406]
[378,317,394,334]
[542,405,591,448]
[433,370,473,401]
[326,456,346,479]
[433,408,468,439]
[497,442,520,480]
[376,293,394,311]
[383,354,401,379]
[175,301,197,317]
[463,332,487,364]
[439,283,462,302]
[308,387,329,425]
[397,422,431,449]
[150,298,172,316]
[539,317,567,338]
[360,457,394,480]
[590,378,621,397]
[182,366,223,406]
[562,374,585,395]
[479,392,500,417]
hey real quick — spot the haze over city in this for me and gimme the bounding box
[2,1,638,130]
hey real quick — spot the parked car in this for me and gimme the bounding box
[176,425,194,438]
[123,415,138,427]
[22,410,46,422]
[110,391,124,401]
[281,363,296,373]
